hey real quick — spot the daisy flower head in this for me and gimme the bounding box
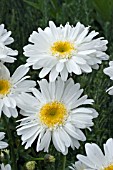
[69,161,88,170]
[0,132,8,149]
[24,21,109,82]
[0,163,11,170]
[17,77,98,155]
[104,61,113,95]
[77,138,113,170]
[0,63,36,118]
[0,24,14,45]
[0,24,18,63]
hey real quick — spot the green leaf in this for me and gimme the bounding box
[92,0,113,21]
[23,0,40,10]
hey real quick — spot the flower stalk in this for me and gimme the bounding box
[3,116,17,170]
[62,155,66,170]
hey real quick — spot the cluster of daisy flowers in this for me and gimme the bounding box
[0,21,113,169]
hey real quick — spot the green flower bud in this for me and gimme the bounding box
[25,161,36,170]
[0,151,4,160]
[44,154,55,163]
[3,149,9,155]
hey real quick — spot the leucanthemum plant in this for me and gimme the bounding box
[104,61,113,95]
[77,138,113,170]
[0,21,111,170]
[16,77,98,155]
[0,63,36,117]
[0,24,18,63]
[24,21,109,82]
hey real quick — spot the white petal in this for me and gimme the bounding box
[0,141,8,149]
[104,138,113,162]
[7,107,18,118]
[39,67,51,78]
[0,63,10,79]
[85,143,105,168]
[80,64,92,73]
[49,81,56,100]
[16,80,36,92]
[73,56,86,65]
[64,123,86,141]
[60,66,68,81]
[77,155,96,169]
[69,60,82,75]
[2,105,11,117]
[49,67,59,82]
[76,27,89,44]
[11,65,29,84]
[0,132,5,140]
[55,77,64,100]
[39,129,51,152]
[56,62,64,72]
[3,96,16,108]
[58,128,71,147]
[39,79,51,102]
[52,130,66,154]
[78,50,96,55]
[31,88,42,101]
[49,21,58,40]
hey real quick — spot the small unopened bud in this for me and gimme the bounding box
[0,149,10,161]
[0,151,4,160]
[44,154,55,163]
[25,161,36,170]
[3,149,9,155]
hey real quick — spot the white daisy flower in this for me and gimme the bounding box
[0,24,14,45]
[0,24,18,63]
[104,61,113,95]
[77,138,113,170]
[17,77,98,155]
[0,43,18,63]
[0,132,8,149]
[24,21,109,82]
[0,63,36,118]
[69,161,88,170]
[0,163,11,170]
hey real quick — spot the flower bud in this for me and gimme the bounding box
[0,151,4,161]
[25,161,36,170]
[44,154,55,163]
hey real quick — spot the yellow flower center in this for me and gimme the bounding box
[39,101,68,128]
[0,79,11,97]
[51,41,75,59]
[104,165,113,170]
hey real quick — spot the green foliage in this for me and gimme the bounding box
[92,0,113,21]
[0,0,113,169]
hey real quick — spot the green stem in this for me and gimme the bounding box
[31,158,44,161]
[3,116,17,170]
[62,155,66,170]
